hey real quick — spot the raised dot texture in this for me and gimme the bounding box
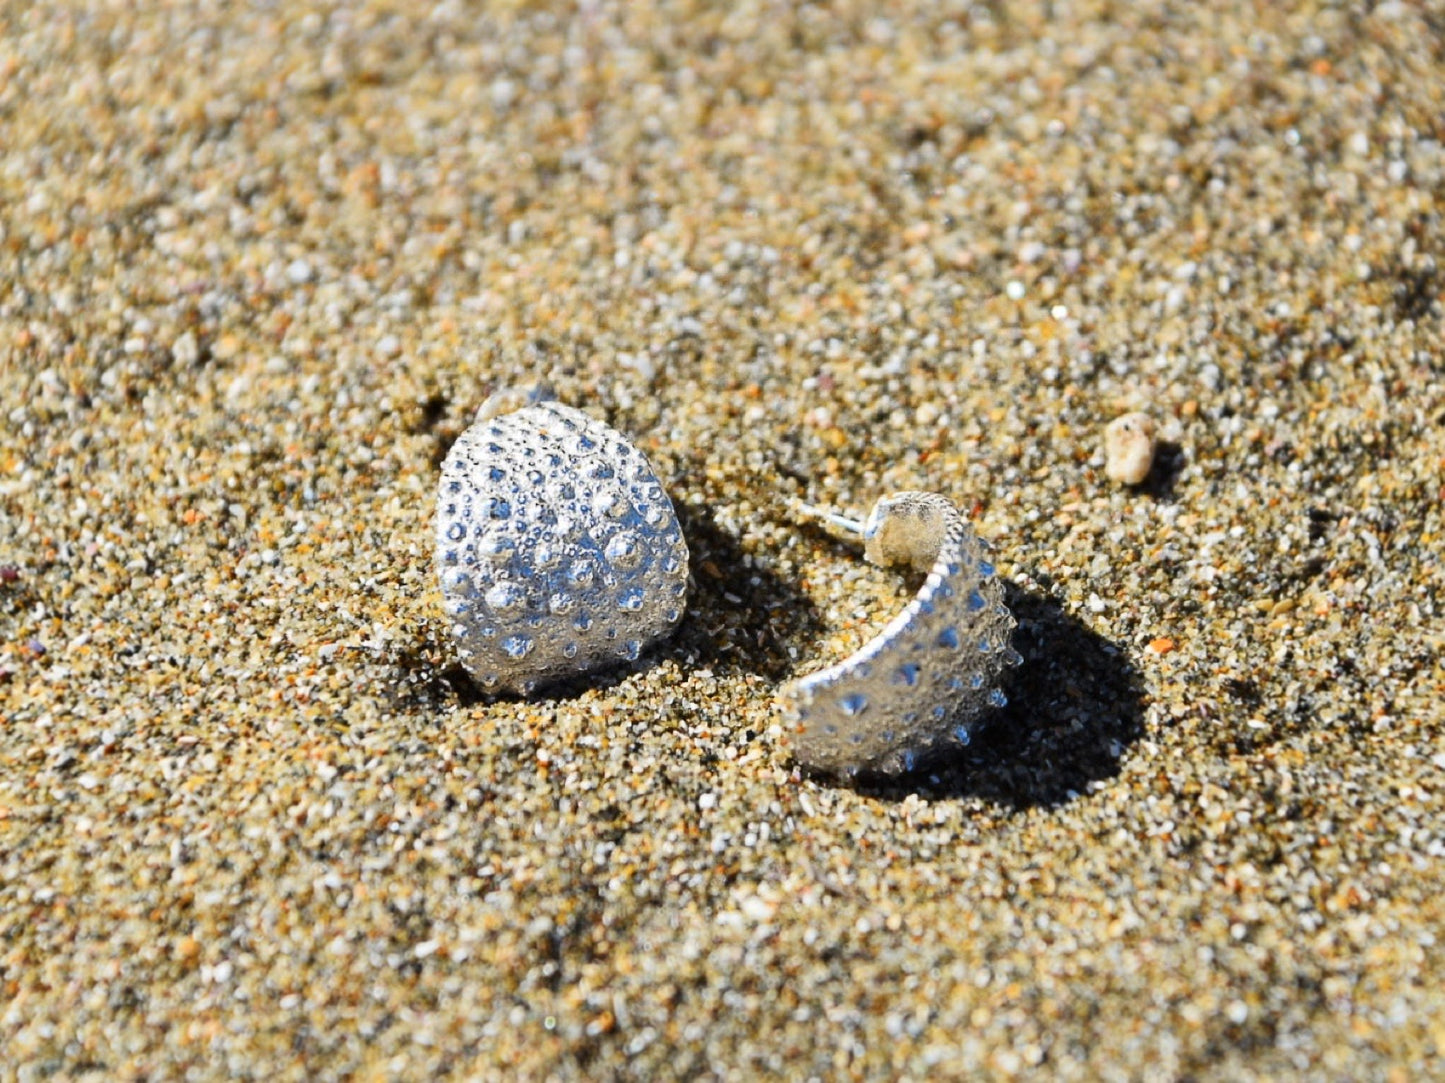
[478,532,515,560]
[781,491,1018,775]
[484,580,526,614]
[604,531,644,570]
[436,398,689,694]
[440,569,473,596]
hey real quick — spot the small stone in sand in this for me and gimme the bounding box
[1103,412,1158,485]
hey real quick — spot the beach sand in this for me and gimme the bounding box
[2,1,1443,1078]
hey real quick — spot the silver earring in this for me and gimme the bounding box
[781,491,1020,775]
[436,390,689,695]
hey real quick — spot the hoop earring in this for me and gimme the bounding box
[781,491,1019,775]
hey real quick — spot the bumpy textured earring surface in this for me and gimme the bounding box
[436,393,689,695]
[781,491,1020,775]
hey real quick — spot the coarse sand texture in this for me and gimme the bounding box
[2,2,1443,1080]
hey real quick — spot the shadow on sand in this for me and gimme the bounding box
[386,482,1141,812]
[828,581,1146,810]
[386,499,824,710]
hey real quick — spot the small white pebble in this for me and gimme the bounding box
[740,895,776,922]
[491,78,517,110]
[1103,411,1158,485]
[171,331,200,366]
[286,258,314,284]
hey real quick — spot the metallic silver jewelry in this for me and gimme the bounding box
[781,491,1020,775]
[436,391,689,694]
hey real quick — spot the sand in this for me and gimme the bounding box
[2,1,1443,1079]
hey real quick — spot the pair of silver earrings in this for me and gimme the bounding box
[436,392,1019,776]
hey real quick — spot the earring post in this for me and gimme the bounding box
[793,500,865,537]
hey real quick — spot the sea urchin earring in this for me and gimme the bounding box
[436,390,689,695]
[781,491,1020,776]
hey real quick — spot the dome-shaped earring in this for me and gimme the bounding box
[436,390,689,695]
[781,491,1020,776]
